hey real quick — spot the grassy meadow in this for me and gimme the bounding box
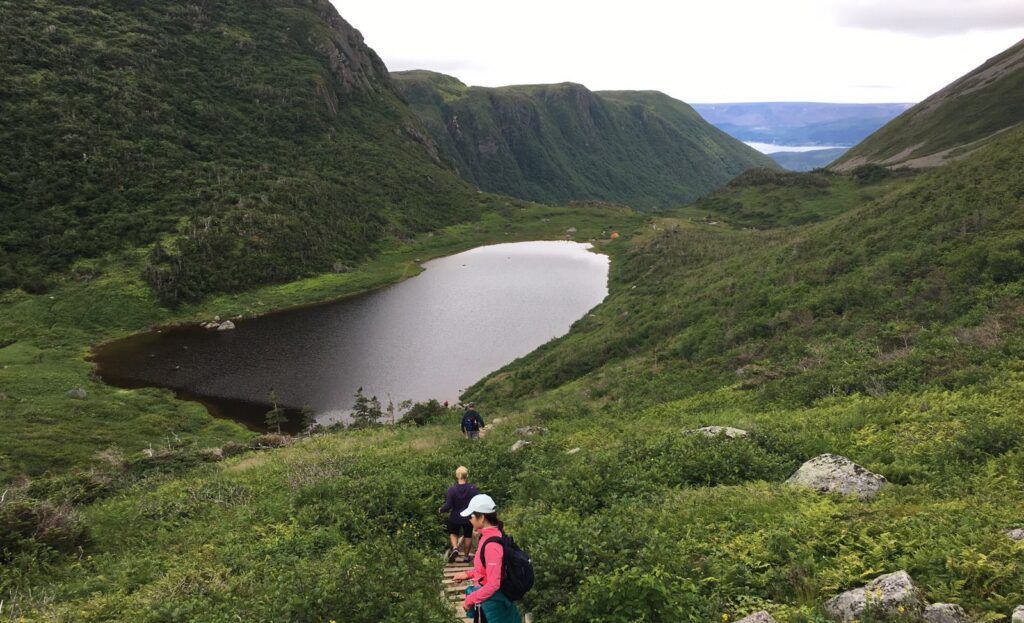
[3,131,1024,623]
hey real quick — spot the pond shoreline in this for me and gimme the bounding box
[90,240,611,432]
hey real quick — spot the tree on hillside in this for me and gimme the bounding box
[301,403,317,435]
[264,390,288,434]
[350,387,382,428]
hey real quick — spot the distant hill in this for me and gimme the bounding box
[833,38,1024,171]
[0,1,478,303]
[769,148,849,171]
[391,71,776,209]
[692,102,912,146]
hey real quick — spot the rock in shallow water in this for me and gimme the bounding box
[786,453,888,500]
[824,571,923,623]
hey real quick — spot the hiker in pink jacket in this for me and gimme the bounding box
[451,494,521,623]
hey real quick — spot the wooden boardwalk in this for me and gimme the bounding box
[443,558,474,620]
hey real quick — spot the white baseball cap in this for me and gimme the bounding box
[460,494,497,517]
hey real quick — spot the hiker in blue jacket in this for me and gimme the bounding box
[461,403,485,439]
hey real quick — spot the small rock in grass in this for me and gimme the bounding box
[566,447,582,455]
[687,425,748,439]
[824,571,923,623]
[66,387,88,400]
[198,447,224,462]
[252,433,289,449]
[1013,605,1024,623]
[510,440,531,452]
[786,453,888,500]
[924,603,969,623]
[514,426,547,437]
[1005,528,1024,541]
[737,611,777,623]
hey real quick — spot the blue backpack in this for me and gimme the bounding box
[478,534,534,602]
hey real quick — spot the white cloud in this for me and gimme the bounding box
[335,1,1024,102]
[835,0,1024,35]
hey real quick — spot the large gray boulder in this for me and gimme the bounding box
[736,611,776,623]
[688,425,748,439]
[786,454,888,500]
[824,571,924,622]
[66,387,88,400]
[924,603,969,623]
[1012,605,1024,623]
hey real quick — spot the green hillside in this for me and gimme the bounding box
[391,71,777,209]
[675,166,915,229]
[4,127,1023,623]
[4,9,1024,623]
[833,38,1024,171]
[471,127,1024,411]
[0,1,480,304]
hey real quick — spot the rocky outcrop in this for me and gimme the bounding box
[824,571,924,622]
[309,1,390,95]
[1013,605,1024,623]
[786,454,888,500]
[515,426,548,437]
[510,440,531,452]
[66,387,87,400]
[923,603,969,623]
[736,611,776,623]
[687,425,748,439]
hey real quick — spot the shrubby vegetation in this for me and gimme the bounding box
[0,1,480,302]
[468,127,1024,410]
[2,17,1024,616]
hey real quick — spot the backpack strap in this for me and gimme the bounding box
[477,535,503,567]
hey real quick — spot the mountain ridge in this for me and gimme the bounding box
[832,38,1024,170]
[392,70,777,209]
[0,0,478,303]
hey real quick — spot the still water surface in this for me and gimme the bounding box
[93,241,609,429]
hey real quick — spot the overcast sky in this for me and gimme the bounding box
[333,0,1024,103]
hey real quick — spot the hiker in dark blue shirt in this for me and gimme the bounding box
[461,403,485,439]
[439,465,479,562]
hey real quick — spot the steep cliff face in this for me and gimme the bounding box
[0,1,465,302]
[832,38,1024,171]
[303,1,391,95]
[392,71,776,209]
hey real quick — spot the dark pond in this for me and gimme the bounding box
[92,241,609,431]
